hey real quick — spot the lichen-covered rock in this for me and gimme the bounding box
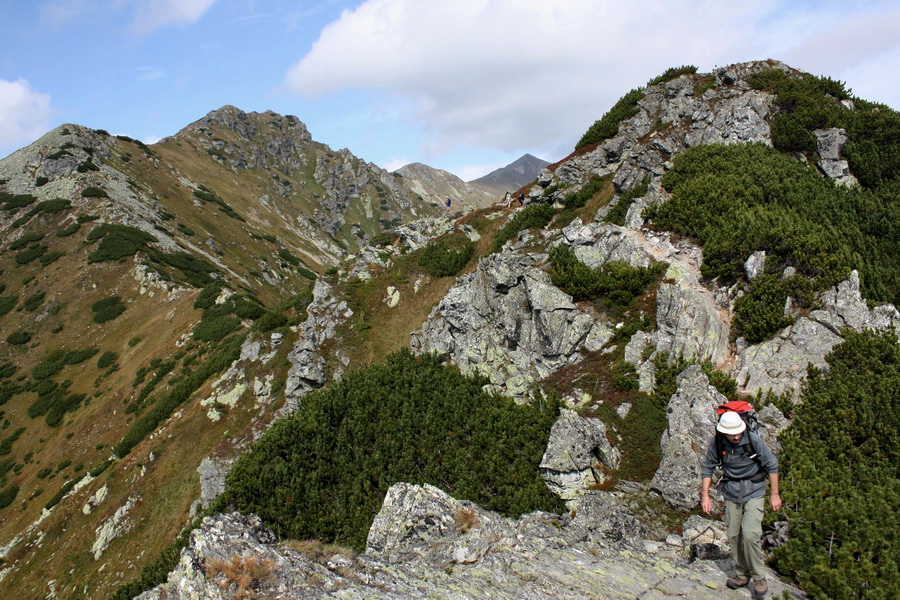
[655,282,731,368]
[540,409,620,505]
[138,486,808,600]
[411,251,611,400]
[650,366,725,510]
[736,271,899,399]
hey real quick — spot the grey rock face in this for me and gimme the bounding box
[283,279,353,414]
[140,485,808,600]
[411,250,611,400]
[540,409,620,505]
[744,250,766,280]
[650,366,726,510]
[814,128,858,187]
[197,458,233,510]
[737,271,899,399]
[561,219,652,268]
[655,283,731,367]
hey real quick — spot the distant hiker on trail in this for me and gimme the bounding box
[700,405,781,598]
[445,196,451,209]
[504,191,513,208]
[517,192,525,207]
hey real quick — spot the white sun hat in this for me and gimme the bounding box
[716,411,747,435]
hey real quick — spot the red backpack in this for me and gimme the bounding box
[715,400,761,467]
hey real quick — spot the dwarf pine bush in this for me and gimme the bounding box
[577,88,645,149]
[418,238,475,277]
[222,350,562,550]
[773,330,899,599]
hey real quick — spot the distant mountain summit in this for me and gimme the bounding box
[469,153,550,194]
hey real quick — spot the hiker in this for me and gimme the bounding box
[504,191,513,208]
[700,409,781,597]
[517,192,525,207]
[445,196,451,209]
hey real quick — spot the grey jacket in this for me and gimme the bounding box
[701,430,778,503]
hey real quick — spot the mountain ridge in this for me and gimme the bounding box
[0,60,897,600]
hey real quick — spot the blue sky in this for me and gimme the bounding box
[2,0,899,180]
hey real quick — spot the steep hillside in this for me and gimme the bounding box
[0,107,451,599]
[2,61,899,600]
[393,162,499,210]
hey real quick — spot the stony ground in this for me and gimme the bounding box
[138,484,807,600]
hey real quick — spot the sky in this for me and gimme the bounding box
[1,1,899,181]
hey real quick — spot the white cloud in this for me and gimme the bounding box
[282,0,899,160]
[131,0,219,35]
[0,78,53,149]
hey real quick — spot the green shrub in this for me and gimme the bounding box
[0,192,37,210]
[44,478,77,510]
[77,161,99,173]
[15,245,48,265]
[20,291,46,312]
[5,331,31,346]
[490,202,556,253]
[114,334,244,457]
[232,296,265,320]
[193,282,222,310]
[605,175,650,226]
[87,224,157,263]
[772,330,899,599]
[35,176,49,187]
[81,187,108,198]
[0,296,18,318]
[277,248,301,266]
[192,313,241,342]
[9,232,44,251]
[64,348,99,365]
[733,275,813,343]
[35,199,71,214]
[222,350,562,550]
[0,427,25,456]
[560,175,606,210]
[36,467,52,479]
[576,88,645,149]
[152,250,217,287]
[253,310,288,333]
[97,351,118,369]
[647,65,698,86]
[0,485,18,510]
[418,238,475,277]
[0,382,20,407]
[549,245,661,307]
[648,143,900,304]
[92,296,126,323]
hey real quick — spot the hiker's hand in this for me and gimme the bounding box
[770,492,782,512]
[701,494,712,514]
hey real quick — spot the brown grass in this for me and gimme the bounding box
[204,554,275,599]
[455,506,479,533]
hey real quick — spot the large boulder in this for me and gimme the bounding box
[411,251,611,399]
[650,366,725,510]
[654,282,731,368]
[736,271,899,399]
[540,409,620,505]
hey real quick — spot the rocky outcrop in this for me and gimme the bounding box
[814,127,858,187]
[197,458,233,510]
[138,484,807,600]
[539,409,620,505]
[411,250,612,399]
[282,279,354,414]
[737,271,900,398]
[650,366,726,510]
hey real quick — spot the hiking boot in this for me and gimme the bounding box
[726,575,749,589]
[753,579,769,597]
